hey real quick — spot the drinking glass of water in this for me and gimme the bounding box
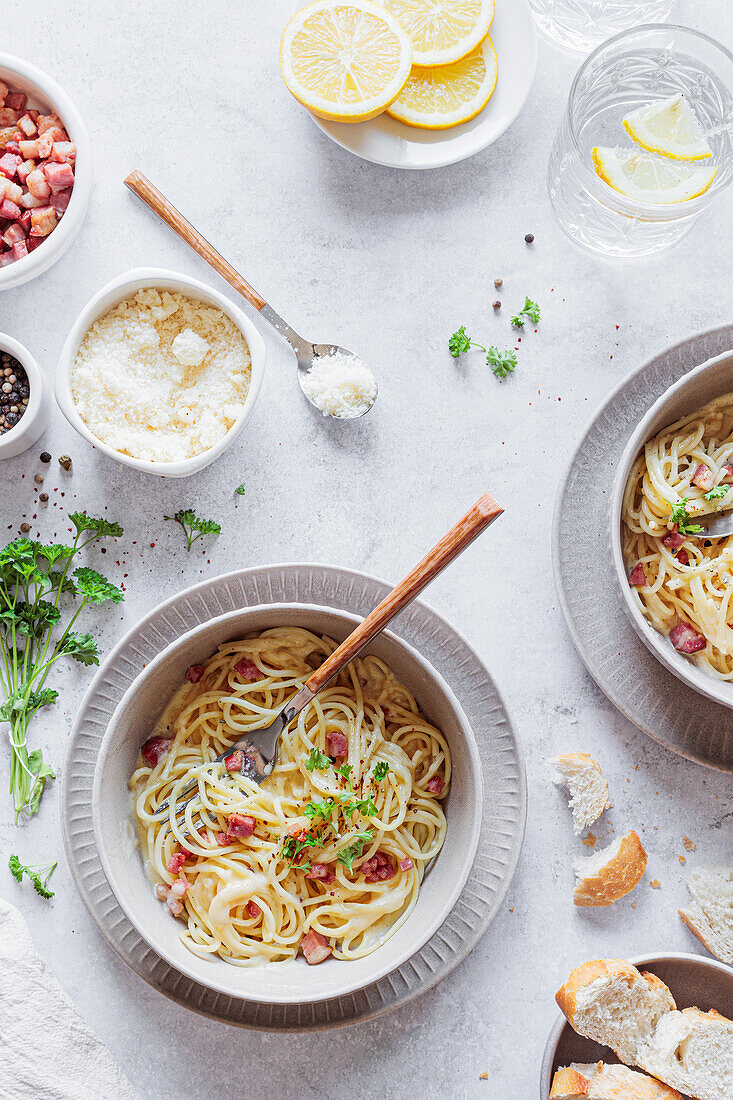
[529,0,676,54]
[547,25,733,258]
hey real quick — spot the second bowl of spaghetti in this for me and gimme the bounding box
[611,346,733,709]
[92,603,482,1003]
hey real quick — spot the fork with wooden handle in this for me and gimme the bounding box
[155,492,503,825]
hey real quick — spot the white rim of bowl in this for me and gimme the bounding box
[609,347,733,709]
[54,266,267,477]
[91,602,484,1004]
[0,52,92,290]
[0,331,47,456]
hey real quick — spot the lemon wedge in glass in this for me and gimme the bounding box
[387,37,497,129]
[378,0,495,68]
[280,1,413,123]
[622,94,712,162]
[592,147,718,204]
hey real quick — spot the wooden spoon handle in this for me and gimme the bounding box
[124,170,266,312]
[304,492,503,694]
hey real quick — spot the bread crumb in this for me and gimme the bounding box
[582,832,597,847]
[634,764,639,770]
[678,855,686,864]
[683,835,696,851]
[479,1073,488,1081]
[650,879,661,889]
[631,902,637,909]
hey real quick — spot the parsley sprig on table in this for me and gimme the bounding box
[8,854,57,898]
[0,513,123,821]
[510,296,541,327]
[449,327,518,380]
[667,498,703,536]
[164,509,221,552]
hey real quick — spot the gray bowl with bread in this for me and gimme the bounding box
[540,952,733,1099]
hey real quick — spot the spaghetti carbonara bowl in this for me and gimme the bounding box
[622,392,733,680]
[129,623,456,973]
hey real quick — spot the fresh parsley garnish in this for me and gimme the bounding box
[335,763,353,783]
[705,486,729,501]
[372,761,390,781]
[235,484,246,496]
[304,798,337,825]
[337,830,373,872]
[448,326,475,357]
[486,347,517,379]
[281,832,319,865]
[305,747,331,772]
[164,509,221,552]
[8,854,57,899]
[510,297,541,327]
[667,498,703,536]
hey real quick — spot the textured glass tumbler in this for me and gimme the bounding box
[547,25,733,258]
[529,0,676,54]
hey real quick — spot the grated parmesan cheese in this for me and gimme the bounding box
[301,350,376,419]
[71,289,251,463]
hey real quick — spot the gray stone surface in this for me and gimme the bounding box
[0,2,731,1097]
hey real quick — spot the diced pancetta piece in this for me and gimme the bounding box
[170,879,188,899]
[166,851,188,875]
[17,139,40,159]
[628,563,647,586]
[721,463,733,484]
[16,159,34,183]
[670,621,706,654]
[51,188,72,215]
[227,813,256,838]
[399,857,413,871]
[364,851,395,883]
[20,192,47,209]
[0,151,21,177]
[234,657,259,682]
[11,238,27,261]
[301,930,332,965]
[0,198,21,220]
[246,900,262,918]
[676,549,690,566]
[692,463,715,491]
[26,236,43,252]
[185,663,204,683]
[17,114,36,137]
[3,180,22,203]
[224,750,243,772]
[0,82,7,107]
[0,108,21,126]
[155,883,168,901]
[140,735,172,768]
[306,863,332,880]
[29,205,57,236]
[215,831,231,847]
[4,92,27,112]
[326,731,348,757]
[0,251,15,267]
[2,222,25,247]
[37,113,63,134]
[662,525,685,551]
[426,776,444,795]
[166,879,189,916]
[51,141,76,164]
[26,168,50,199]
[42,160,74,193]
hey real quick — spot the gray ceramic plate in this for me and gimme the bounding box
[540,952,733,1098]
[553,323,733,771]
[61,563,526,1030]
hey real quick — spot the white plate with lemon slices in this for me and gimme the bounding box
[279,0,538,170]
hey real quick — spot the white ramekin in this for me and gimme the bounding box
[610,347,733,711]
[0,53,92,291]
[0,332,50,458]
[55,267,267,478]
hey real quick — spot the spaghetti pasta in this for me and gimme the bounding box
[130,626,450,965]
[622,393,733,679]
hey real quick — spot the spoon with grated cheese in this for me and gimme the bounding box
[124,171,377,420]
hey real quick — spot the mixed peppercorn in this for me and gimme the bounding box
[0,350,29,435]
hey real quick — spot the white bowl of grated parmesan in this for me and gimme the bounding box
[55,267,266,477]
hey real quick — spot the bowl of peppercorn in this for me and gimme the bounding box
[0,332,50,458]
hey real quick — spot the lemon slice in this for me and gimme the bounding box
[623,94,713,162]
[378,0,495,67]
[592,147,718,204]
[280,1,413,123]
[387,37,497,129]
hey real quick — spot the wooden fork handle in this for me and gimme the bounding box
[124,170,267,312]
[304,492,503,694]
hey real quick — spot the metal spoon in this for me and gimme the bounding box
[686,508,733,540]
[124,171,377,419]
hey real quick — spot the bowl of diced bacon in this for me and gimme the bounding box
[91,602,483,1004]
[610,347,733,710]
[0,53,91,290]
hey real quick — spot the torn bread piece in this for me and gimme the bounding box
[550,1061,683,1099]
[573,830,647,907]
[639,1006,733,1100]
[549,1062,595,1098]
[678,865,733,965]
[548,753,611,834]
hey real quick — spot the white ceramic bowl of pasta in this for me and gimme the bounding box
[610,347,733,710]
[92,603,483,1004]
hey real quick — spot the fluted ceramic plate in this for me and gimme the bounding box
[311,0,537,169]
[61,563,526,1030]
[553,324,733,771]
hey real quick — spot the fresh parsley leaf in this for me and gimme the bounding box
[8,854,57,899]
[335,764,353,782]
[510,296,541,327]
[73,567,124,605]
[37,544,75,567]
[164,509,221,552]
[46,570,77,595]
[235,484,246,496]
[58,631,99,666]
[69,513,124,539]
[304,798,337,825]
[486,347,518,379]
[353,794,377,818]
[705,486,729,501]
[448,326,474,358]
[667,499,704,536]
[27,689,58,711]
[305,747,331,772]
[281,832,319,864]
[337,830,373,872]
[372,761,390,781]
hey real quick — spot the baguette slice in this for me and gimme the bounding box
[678,865,733,965]
[548,753,611,834]
[556,959,676,1064]
[573,830,647,907]
[550,1062,595,1098]
[588,1064,682,1098]
[638,1006,733,1100]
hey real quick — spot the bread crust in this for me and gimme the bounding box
[555,958,646,1022]
[588,1064,683,1099]
[677,866,733,965]
[549,752,611,833]
[574,830,647,907]
[549,1065,591,1098]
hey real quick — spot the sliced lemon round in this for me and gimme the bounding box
[623,94,713,162]
[280,1,413,123]
[386,37,497,129]
[592,146,718,205]
[378,0,495,68]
